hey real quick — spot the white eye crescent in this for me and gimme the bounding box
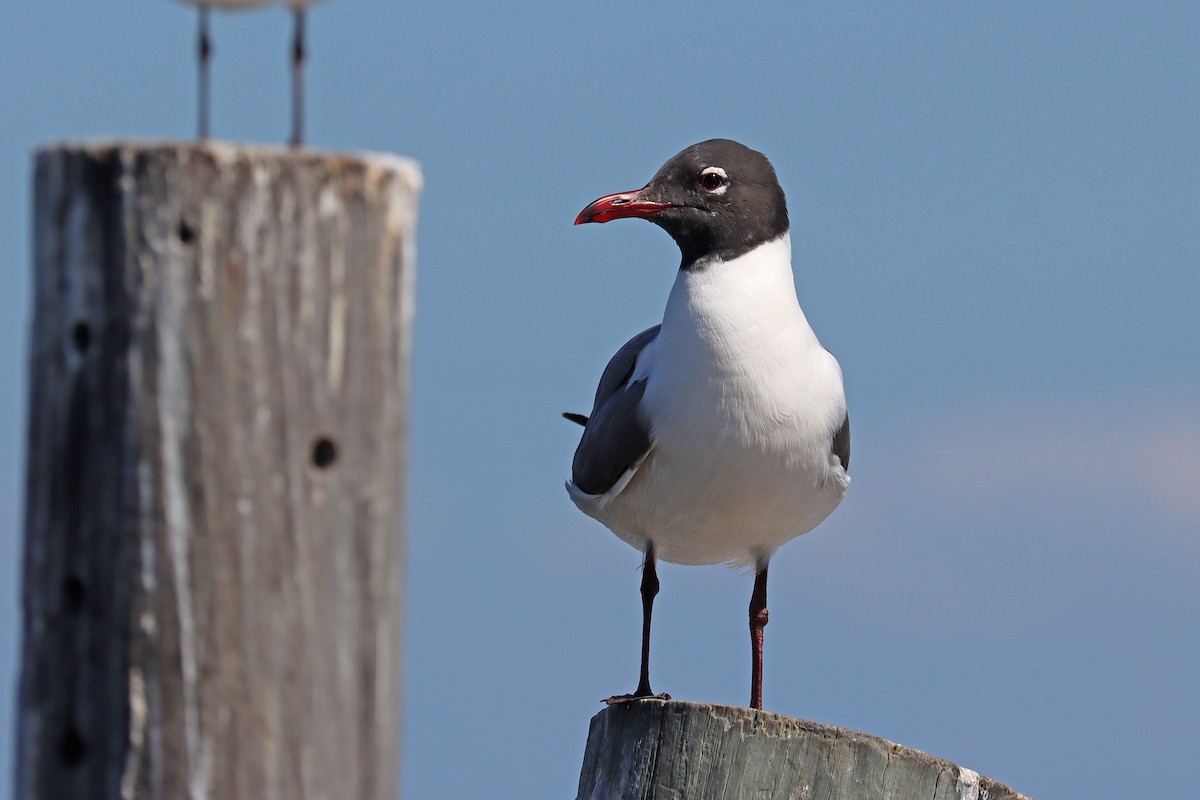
[699,166,728,194]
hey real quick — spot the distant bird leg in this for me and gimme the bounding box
[289,6,306,147]
[197,4,212,141]
[749,558,769,710]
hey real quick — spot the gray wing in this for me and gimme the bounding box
[570,325,660,495]
[832,412,850,472]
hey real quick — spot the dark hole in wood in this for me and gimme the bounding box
[178,219,196,244]
[59,728,87,768]
[312,437,338,469]
[63,575,86,615]
[72,321,91,354]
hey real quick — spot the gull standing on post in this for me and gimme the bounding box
[565,139,851,711]
[172,0,327,146]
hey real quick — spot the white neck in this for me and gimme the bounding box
[658,233,820,362]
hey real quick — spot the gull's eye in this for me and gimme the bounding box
[699,166,728,193]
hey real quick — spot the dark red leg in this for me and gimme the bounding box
[749,558,769,710]
[197,6,212,141]
[289,8,306,147]
[606,542,669,704]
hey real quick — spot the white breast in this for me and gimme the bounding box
[577,234,849,566]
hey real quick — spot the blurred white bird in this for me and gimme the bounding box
[172,0,327,146]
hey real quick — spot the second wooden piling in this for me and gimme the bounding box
[17,141,420,800]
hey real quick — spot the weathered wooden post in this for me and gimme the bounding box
[17,141,420,800]
[577,700,1032,800]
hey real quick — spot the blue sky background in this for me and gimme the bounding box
[1,2,1198,798]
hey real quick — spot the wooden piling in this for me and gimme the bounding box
[577,700,1032,800]
[17,141,420,800]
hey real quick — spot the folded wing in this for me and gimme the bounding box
[569,326,660,496]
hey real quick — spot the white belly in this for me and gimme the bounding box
[607,441,846,566]
[569,235,850,566]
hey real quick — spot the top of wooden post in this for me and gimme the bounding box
[34,138,423,194]
[578,699,1032,800]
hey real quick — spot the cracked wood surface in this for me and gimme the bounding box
[17,141,420,800]
[577,700,1032,800]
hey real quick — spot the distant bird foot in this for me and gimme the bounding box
[603,692,671,705]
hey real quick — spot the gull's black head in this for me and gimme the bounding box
[575,139,789,269]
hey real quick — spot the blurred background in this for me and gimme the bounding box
[1,2,1197,798]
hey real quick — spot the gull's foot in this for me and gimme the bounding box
[603,692,671,705]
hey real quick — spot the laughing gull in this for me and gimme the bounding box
[565,139,851,710]
[172,0,326,146]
